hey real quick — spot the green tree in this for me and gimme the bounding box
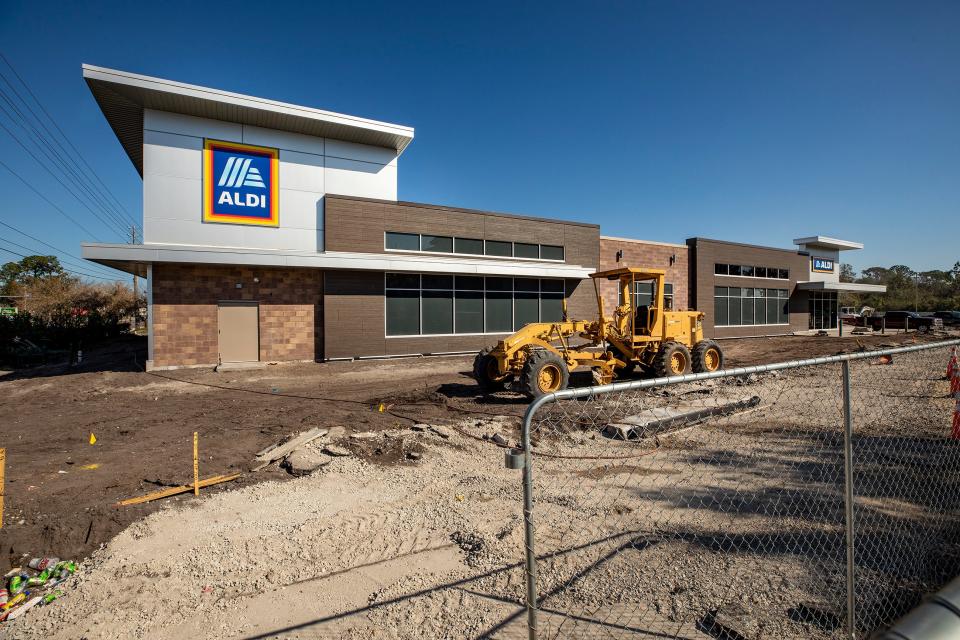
[839,263,856,283]
[0,255,67,300]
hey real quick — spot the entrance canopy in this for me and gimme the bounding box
[796,281,887,293]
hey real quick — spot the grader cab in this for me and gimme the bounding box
[473,267,723,399]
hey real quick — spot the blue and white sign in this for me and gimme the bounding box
[812,257,835,273]
[203,139,279,226]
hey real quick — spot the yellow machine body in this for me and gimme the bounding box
[478,267,720,397]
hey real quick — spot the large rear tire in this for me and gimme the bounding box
[652,341,692,377]
[473,347,510,391]
[519,350,570,399]
[692,340,724,373]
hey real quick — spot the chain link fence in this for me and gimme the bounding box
[517,339,960,639]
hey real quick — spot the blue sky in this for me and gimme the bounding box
[0,0,957,280]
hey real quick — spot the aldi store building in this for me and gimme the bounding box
[81,66,882,369]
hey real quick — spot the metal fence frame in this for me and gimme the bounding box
[518,338,960,640]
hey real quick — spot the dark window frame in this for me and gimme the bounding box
[385,274,568,337]
[384,232,565,262]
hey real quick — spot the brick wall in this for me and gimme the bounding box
[597,237,690,313]
[325,195,599,270]
[687,238,810,338]
[151,264,323,367]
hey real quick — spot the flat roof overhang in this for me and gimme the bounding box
[793,236,864,251]
[82,65,415,177]
[82,243,594,279]
[796,281,887,293]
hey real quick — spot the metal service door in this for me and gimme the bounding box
[218,302,259,362]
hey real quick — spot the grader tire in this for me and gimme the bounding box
[520,350,569,399]
[692,340,724,373]
[473,347,509,391]
[653,341,692,377]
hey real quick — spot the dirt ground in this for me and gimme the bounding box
[0,331,940,574]
[0,330,953,638]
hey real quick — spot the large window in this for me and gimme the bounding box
[715,263,789,280]
[385,275,566,336]
[714,287,789,327]
[384,232,564,262]
[618,282,675,310]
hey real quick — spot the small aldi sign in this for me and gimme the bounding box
[812,257,835,273]
[203,139,279,227]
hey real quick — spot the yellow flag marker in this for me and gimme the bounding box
[79,463,100,471]
[377,402,385,413]
[88,433,97,445]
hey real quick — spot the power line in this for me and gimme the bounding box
[0,234,121,279]
[0,107,129,238]
[0,158,101,240]
[0,219,121,278]
[0,244,119,282]
[0,85,132,236]
[0,53,140,231]
[0,240,119,281]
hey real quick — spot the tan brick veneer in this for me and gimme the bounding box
[151,264,323,367]
[597,238,691,313]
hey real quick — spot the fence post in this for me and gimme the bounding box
[842,359,857,638]
[521,401,542,640]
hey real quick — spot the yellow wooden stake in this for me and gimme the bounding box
[0,448,5,529]
[117,474,240,507]
[193,432,199,496]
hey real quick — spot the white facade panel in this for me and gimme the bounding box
[325,138,398,166]
[143,174,201,222]
[276,188,324,232]
[806,248,841,283]
[145,218,246,247]
[143,130,201,179]
[242,125,325,155]
[325,157,397,200]
[278,150,324,192]
[145,109,241,141]
[140,110,398,252]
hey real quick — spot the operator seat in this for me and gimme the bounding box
[634,305,650,332]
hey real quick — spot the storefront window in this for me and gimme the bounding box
[386,274,567,336]
[808,291,838,329]
[714,287,789,326]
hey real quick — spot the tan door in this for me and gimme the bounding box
[218,302,259,363]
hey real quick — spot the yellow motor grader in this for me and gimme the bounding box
[473,267,723,398]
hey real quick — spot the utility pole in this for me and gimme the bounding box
[131,224,138,329]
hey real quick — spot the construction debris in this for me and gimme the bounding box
[321,445,351,457]
[281,451,332,477]
[489,433,509,447]
[604,395,761,440]
[117,474,241,506]
[1,558,78,624]
[251,427,328,471]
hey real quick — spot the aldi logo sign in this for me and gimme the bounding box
[203,139,279,226]
[812,257,835,273]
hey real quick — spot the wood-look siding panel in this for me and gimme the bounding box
[688,239,811,338]
[324,195,599,269]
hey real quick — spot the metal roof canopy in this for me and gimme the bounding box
[591,267,666,280]
[81,243,594,280]
[793,236,864,251]
[796,281,887,293]
[82,64,415,177]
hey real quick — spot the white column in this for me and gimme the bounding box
[146,263,154,365]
